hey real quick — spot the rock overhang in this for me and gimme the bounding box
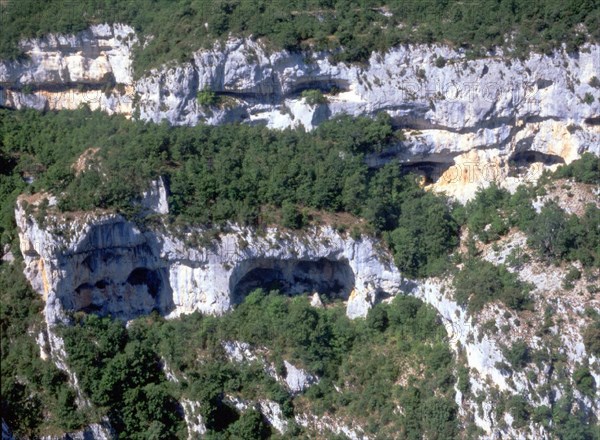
[15,199,404,326]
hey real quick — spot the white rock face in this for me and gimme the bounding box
[15,198,402,328]
[2,419,14,440]
[1,24,137,115]
[140,177,169,215]
[2,26,599,201]
[222,341,319,395]
[283,360,317,394]
[258,400,289,434]
[180,399,207,438]
[14,197,600,438]
[295,412,369,440]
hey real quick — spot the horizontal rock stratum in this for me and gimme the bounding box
[1,24,599,201]
[15,196,403,326]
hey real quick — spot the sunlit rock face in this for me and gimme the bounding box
[14,198,402,326]
[0,24,137,115]
[15,192,600,439]
[2,25,599,201]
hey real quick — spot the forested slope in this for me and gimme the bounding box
[1,0,599,71]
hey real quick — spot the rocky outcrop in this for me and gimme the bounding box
[222,341,318,395]
[2,420,14,440]
[0,24,136,115]
[2,25,599,200]
[40,422,114,440]
[15,195,402,328]
[14,191,600,438]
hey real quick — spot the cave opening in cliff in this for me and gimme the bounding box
[400,161,454,185]
[126,267,162,297]
[68,266,172,318]
[510,150,565,167]
[230,257,355,303]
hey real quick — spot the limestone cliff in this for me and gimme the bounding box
[15,198,401,327]
[2,24,599,200]
[4,24,600,438]
[14,190,599,439]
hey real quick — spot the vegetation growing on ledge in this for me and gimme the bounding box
[301,89,328,106]
[1,0,599,72]
[197,88,219,107]
[453,259,533,313]
[58,291,459,439]
[0,108,457,279]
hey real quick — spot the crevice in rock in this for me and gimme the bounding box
[584,116,600,125]
[399,161,456,184]
[286,78,351,98]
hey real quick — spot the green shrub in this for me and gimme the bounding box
[387,192,458,278]
[281,201,304,229]
[527,202,600,266]
[553,152,600,184]
[573,366,596,398]
[462,184,510,242]
[301,89,328,106]
[562,267,581,290]
[582,92,595,104]
[507,395,531,428]
[197,88,218,107]
[583,319,600,357]
[453,259,532,312]
[503,340,531,370]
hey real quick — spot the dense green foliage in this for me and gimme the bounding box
[2,105,599,438]
[453,259,532,313]
[59,290,457,439]
[60,315,185,439]
[573,366,596,399]
[0,261,87,436]
[502,340,531,370]
[1,0,599,72]
[386,192,459,277]
[527,201,599,267]
[454,178,600,269]
[583,316,600,357]
[301,89,328,106]
[553,152,600,184]
[197,88,219,107]
[1,108,457,278]
[454,183,536,242]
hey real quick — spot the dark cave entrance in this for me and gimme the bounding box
[70,267,171,318]
[230,258,355,303]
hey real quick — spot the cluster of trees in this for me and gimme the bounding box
[453,258,533,313]
[455,177,599,268]
[0,289,455,438]
[554,152,600,184]
[0,261,85,436]
[60,315,185,439]
[154,290,459,438]
[1,108,458,278]
[2,0,598,72]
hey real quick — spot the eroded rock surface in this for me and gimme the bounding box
[2,24,599,200]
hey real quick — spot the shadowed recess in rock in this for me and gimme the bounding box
[67,267,173,319]
[509,150,565,167]
[400,161,456,185]
[126,267,161,297]
[230,258,355,303]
